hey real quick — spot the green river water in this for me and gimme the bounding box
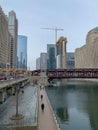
[46,80,98,130]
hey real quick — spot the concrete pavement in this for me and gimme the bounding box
[0,85,38,128]
[38,86,60,130]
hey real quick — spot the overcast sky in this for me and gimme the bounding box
[1,0,98,70]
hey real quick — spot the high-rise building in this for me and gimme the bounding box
[0,7,9,68]
[56,36,67,69]
[40,53,47,70]
[17,35,27,69]
[66,52,75,69]
[47,44,56,69]
[75,27,98,68]
[36,57,40,70]
[8,11,18,68]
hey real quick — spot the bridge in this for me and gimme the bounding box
[0,77,29,104]
[32,69,98,81]
[46,68,98,79]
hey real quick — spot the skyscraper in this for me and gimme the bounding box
[40,53,47,70]
[56,36,67,69]
[75,27,98,68]
[66,52,75,69]
[0,7,9,68]
[8,11,18,68]
[47,44,56,69]
[36,57,40,70]
[17,35,27,69]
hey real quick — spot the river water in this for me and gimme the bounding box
[46,80,98,130]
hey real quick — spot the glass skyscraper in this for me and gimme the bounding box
[8,11,18,68]
[66,52,75,69]
[47,44,56,69]
[17,35,27,69]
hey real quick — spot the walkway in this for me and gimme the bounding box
[38,86,59,130]
[0,85,38,127]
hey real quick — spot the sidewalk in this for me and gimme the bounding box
[38,86,59,130]
[0,85,37,127]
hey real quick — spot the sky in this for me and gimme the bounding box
[1,0,98,70]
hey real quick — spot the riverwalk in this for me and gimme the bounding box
[0,85,38,129]
[38,86,59,130]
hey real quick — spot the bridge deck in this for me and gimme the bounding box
[32,69,98,79]
[0,77,28,90]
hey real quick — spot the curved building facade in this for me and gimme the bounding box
[75,27,98,68]
[17,35,27,69]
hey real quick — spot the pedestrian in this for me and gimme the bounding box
[22,90,24,94]
[41,94,43,100]
[41,103,45,112]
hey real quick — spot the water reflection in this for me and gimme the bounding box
[46,80,98,130]
[56,107,69,122]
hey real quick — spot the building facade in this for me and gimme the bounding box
[17,35,27,69]
[8,11,18,68]
[75,27,98,68]
[0,7,9,68]
[47,44,56,69]
[36,57,40,70]
[66,52,75,69]
[40,53,47,70]
[56,36,67,69]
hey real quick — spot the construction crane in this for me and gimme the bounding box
[41,27,64,44]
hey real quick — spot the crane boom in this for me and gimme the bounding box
[41,27,64,31]
[41,27,64,43]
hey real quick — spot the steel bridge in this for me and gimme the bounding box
[32,69,98,79]
[46,69,98,79]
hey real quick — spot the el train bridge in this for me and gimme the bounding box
[32,68,98,80]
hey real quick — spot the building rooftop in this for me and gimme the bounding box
[56,36,67,46]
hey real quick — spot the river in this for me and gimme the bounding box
[46,80,98,130]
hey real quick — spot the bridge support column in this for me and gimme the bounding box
[22,82,24,87]
[0,90,7,104]
[12,87,16,95]
[3,90,7,102]
[6,87,12,97]
[0,91,3,104]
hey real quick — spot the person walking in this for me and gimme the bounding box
[41,94,43,100]
[41,103,45,112]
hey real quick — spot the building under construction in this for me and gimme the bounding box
[56,36,67,69]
